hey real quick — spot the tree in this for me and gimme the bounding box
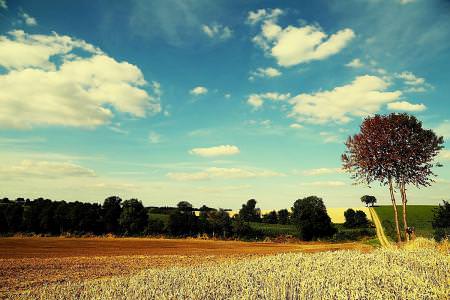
[262,210,278,224]
[277,209,290,225]
[344,209,369,228]
[208,209,232,237]
[168,201,199,236]
[360,195,377,207]
[432,200,450,241]
[291,196,336,241]
[119,199,148,235]
[238,199,261,222]
[342,113,443,242]
[102,196,122,233]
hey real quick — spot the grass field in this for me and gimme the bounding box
[20,239,450,300]
[0,237,371,297]
[374,205,436,240]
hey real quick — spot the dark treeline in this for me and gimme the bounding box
[0,195,371,241]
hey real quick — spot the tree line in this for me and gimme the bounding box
[0,195,369,241]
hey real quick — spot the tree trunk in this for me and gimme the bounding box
[389,178,402,243]
[400,182,409,242]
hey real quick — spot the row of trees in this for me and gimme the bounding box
[0,196,342,241]
[343,113,444,242]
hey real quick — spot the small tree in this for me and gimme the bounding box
[360,195,377,207]
[262,210,278,224]
[208,209,232,238]
[119,199,147,235]
[102,196,122,233]
[291,196,336,241]
[432,200,450,241]
[238,199,261,222]
[277,209,290,224]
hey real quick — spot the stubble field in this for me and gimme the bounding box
[0,237,371,298]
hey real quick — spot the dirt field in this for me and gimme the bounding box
[0,237,372,297]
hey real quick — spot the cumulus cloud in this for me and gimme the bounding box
[302,167,344,176]
[190,86,208,95]
[396,71,425,85]
[246,8,283,25]
[289,123,303,129]
[167,167,283,181]
[387,101,426,112]
[345,58,363,68]
[189,145,240,157]
[247,92,291,109]
[0,30,161,129]
[250,67,281,79]
[0,0,6,9]
[253,18,355,67]
[20,12,37,26]
[202,24,232,40]
[0,160,96,178]
[395,71,431,93]
[289,75,402,124]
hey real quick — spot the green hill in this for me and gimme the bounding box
[374,205,436,240]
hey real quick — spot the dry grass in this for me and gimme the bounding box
[0,237,371,297]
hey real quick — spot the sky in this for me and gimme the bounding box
[0,0,449,209]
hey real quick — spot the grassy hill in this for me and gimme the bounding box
[374,205,436,240]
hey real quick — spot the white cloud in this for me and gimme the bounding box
[189,145,240,157]
[289,75,402,124]
[435,120,450,139]
[148,131,162,144]
[346,58,363,68]
[289,123,303,129]
[167,167,283,181]
[253,19,355,67]
[0,0,7,9]
[224,93,231,99]
[319,132,340,144]
[399,0,416,4]
[396,71,425,85]
[302,167,343,176]
[202,24,232,40]
[246,8,283,25]
[387,101,426,112]
[250,67,282,79]
[20,12,37,26]
[190,86,208,95]
[0,160,96,179]
[247,92,291,109]
[0,30,161,129]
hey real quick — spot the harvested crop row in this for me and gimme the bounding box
[21,246,449,300]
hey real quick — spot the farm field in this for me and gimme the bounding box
[374,205,436,239]
[20,239,450,300]
[0,237,371,297]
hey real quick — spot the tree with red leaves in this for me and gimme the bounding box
[342,113,444,242]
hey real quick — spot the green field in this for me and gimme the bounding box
[374,205,436,240]
[249,222,298,237]
[149,213,170,225]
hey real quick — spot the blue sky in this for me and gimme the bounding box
[0,0,449,209]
